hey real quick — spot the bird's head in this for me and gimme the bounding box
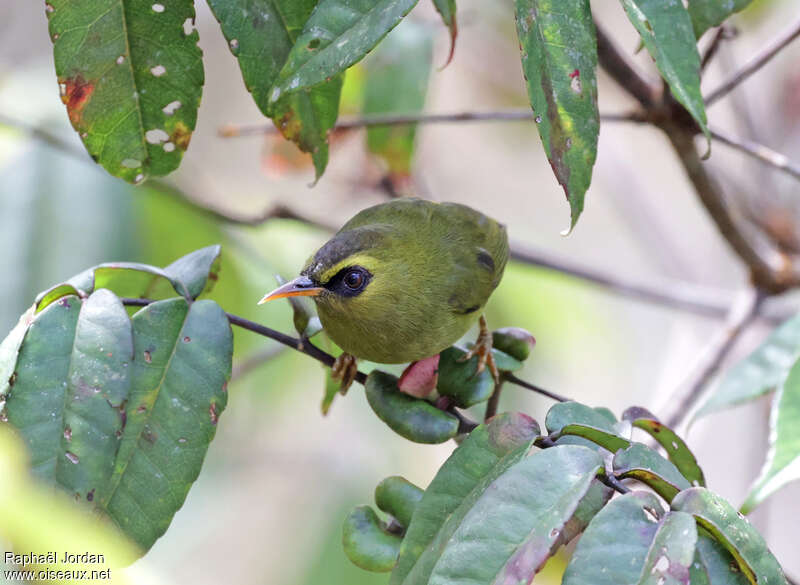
[258,224,401,319]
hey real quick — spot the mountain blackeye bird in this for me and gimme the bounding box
[259,198,509,391]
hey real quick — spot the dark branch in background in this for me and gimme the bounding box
[594,23,660,107]
[231,345,286,381]
[218,109,645,138]
[705,15,800,106]
[711,127,800,181]
[662,289,764,430]
[700,26,733,72]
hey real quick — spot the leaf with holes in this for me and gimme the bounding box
[2,293,233,554]
[673,488,787,585]
[620,0,710,149]
[515,0,599,232]
[46,0,203,183]
[740,356,800,514]
[688,0,753,39]
[364,18,433,177]
[207,0,343,180]
[426,445,603,585]
[695,313,800,420]
[390,412,539,585]
[563,491,697,585]
[272,0,419,101]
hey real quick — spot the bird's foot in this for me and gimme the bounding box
[460,315,500,384]
[332,353,358,395]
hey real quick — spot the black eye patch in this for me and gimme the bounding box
[324,266,372,297]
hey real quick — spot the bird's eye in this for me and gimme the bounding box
[344,269,364,290]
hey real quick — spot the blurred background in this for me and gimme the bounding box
[1,0,799,583]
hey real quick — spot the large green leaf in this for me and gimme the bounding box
[740,356,800,513]
[563,492,697,585]
[207,0,343,180]
[427,445,602,585]
[364,18,433,177]
[4,291,133,495]
[545,402,622,450]
[1,293,233,553]
[390,412,539,585]
[688,0,752,39]
[106,298,232,550]
[515,0,599,231]
[47,0,203,182]
[696,314,800,420]
[692,532,751,585]
[672,488,787,585]
[613,443,691,503]
[271,0,419,101]
[620,0,710,147]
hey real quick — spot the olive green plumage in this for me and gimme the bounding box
[302,198,508,364]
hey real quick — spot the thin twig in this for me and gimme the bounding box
[661,288,765,430]
[484,380,504,421]
[700,26,731,72]
[505,374,569,403]
[219,110,644,138]
[598,472,632,495]
[711,127,800,181]
[594,23,660,107]
[705,16,800,106]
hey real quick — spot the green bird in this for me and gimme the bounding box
[259,198,509,389]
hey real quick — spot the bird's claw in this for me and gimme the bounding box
[459,316,500,385]
[332,353,358,395]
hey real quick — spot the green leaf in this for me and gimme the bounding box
[620,0,710,148]
[0,304,35,409]
[695,314,800,420]
[556,423,631,453]
[364,18,433,177]
[3,294,233,553]
[628,415,706,488]
[492,327,536,362]
[67,262,192,301]
[342,506,402,573]
[4,291,133,498]
[106,298,232,550]
[35,284,82,312]
[207,0,343,180]
[163,245,221,299]
[431,0,457,65]
[427,445,602,585]
[740,356,800,513]
[366,370,460,443]
[272,0,420,101]
[564,492,697,585]
[515,0,599,231]
[545,401,622,450]
[47,0,203,182]
[559,479,613,545]
[688,0,752,39]
[391,412,539,585]
[375,476,424,528]
[672,488,787,585]
[693,531,751,585]
[436,347,493,408]
[613,443,691,503]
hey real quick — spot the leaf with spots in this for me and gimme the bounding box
[271,0,420,100]
[620,0,710,149]
[46,0,203,183]
[515,0,599,232]
[207,0,343,180]
[688,0,753,39]
[563,491,697,585]
[740,356,800,514]
[364,18,433,178]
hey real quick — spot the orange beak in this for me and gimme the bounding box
[258,276,324,304]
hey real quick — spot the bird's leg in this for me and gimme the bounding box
[331,353,358,395]
[460,315,500,384]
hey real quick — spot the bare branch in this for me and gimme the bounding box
[705,16,800,106]
[661,288,764,430]
[505,373,569,403]
[219,109,645,138]
[594,22,660,107]
[711,127,800,182]
[700,25,733,72]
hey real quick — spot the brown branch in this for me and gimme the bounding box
[700,26,733,73]
[661,288,764,430]
[218,110,645,138]
[711,127,800,182]
[594,22,660,107]
[705,16,800,106]
[484,381,504,421]
[505,374,569,403]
